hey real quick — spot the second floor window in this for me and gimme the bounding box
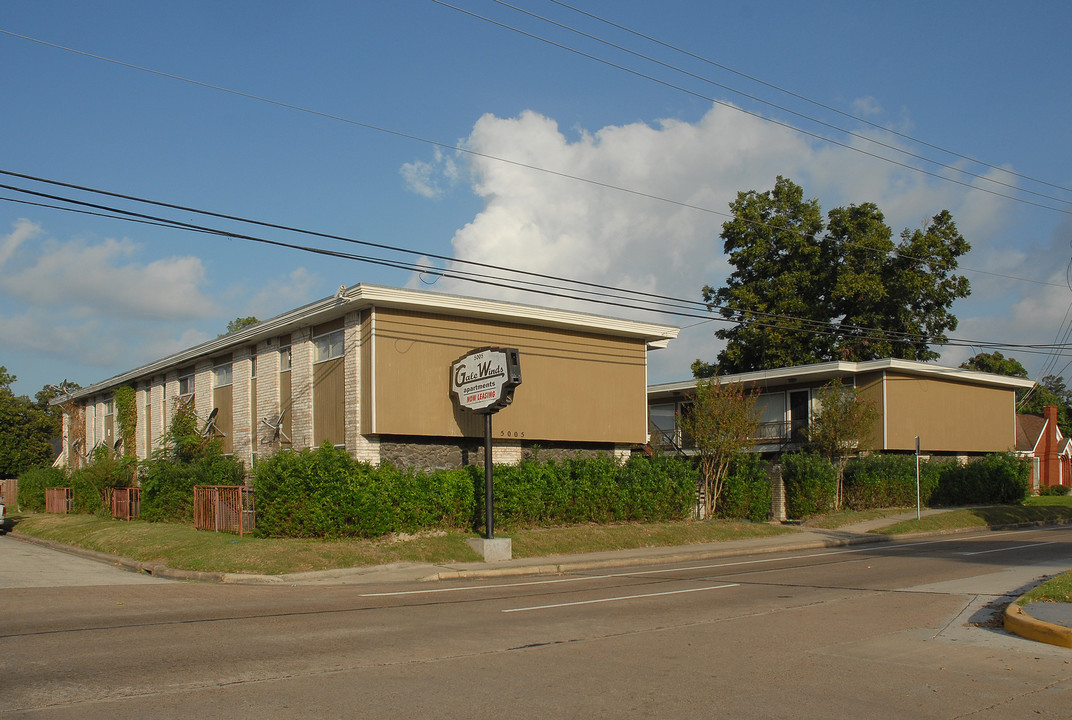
[314,329,344,363]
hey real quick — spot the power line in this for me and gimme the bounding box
[432,1,1071,215]
[544,0,1072,198]
[4,171,1071,364]
[482,0,1071,208]
[2,24,1070,223]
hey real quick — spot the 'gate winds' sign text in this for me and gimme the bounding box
[450,347,522,413]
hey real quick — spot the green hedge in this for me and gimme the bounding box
[842,454,939,510]
[252,445,697,538]
[16,466,66,512]
[140,445,245,522]
[782,452,836,519]
[716,453,771,522]
[69,451,137,515]
[930,453,1029,506]
[785,452,1031,518]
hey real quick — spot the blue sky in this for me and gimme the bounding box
[2,1,1070,398]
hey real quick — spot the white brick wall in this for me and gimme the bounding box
[135,386,148,459]
[493,442,523,465]
[194,360,212,426]
[344,311,361,455]
[150,380,164,454]
[233,347,252,468]
[290,328,313,449]
[255,338,281,457]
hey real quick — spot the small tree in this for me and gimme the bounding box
[220,316,260,337]
[679,378,759,519]
[807,380,879,509]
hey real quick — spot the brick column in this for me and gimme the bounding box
[255,339,281,458]
[290,328,313,450]
[233,347,252,469]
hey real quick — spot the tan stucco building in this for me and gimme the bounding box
[648,359,1035,457]
[54,285,679,471]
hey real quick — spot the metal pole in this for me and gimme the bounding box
[915,436,921,521]
[484,412,494,539]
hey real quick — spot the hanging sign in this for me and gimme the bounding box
[450,347,522,413]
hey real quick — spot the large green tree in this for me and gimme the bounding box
[0,366,58,476]
[695,177,971,376]
[959,351,1028,378]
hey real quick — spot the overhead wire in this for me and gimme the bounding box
[545,0,1072,197]
[481,0,1071,208]
[3,172,1071,364]
[431,1,1071,215]
[1,23,1070,223]
[2,20,1069,370]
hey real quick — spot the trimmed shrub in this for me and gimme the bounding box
[17,466,66,512]
[717,453,771,522]
[931,453,1029,506]
[1040,484,1072,496]
[140,444,244,522]
[842,453,940,510]
[782,452,836,519]
[252,446,697,538]
[69,450,137,515]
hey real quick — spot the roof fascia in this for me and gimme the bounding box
[648,358,1036,397]
[57,284,679,404]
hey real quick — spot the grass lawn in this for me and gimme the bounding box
[873,498,1072,535]
[1019,570,1072,605]
[11,495,1072,579]
[9,512,793,576]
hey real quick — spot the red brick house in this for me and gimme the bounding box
[1016,405,1072,492]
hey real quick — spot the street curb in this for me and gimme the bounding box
[9,516,1072,586]
[431,533,894,582]
[1004,600,1072,649]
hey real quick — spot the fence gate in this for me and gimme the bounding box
[45,487,73,514]
[110,487,141,521]
[193,486,255,535]
[0,478,16,505]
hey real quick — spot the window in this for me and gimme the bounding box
[649,403,678,446]
[753,393,787,440]
[214,362,233,387]
[279,344,291,372]
[178,372,194,398]
[314,329,344,363]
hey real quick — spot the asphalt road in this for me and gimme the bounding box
[4,527,1072,718]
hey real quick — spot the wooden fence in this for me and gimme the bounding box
[0,478,15,505]
[45,487,73,514]
[109,487,141,521]
[193,485,255,535]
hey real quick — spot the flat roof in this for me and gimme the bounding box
[648,358,1036,398]
[58,284,679,403]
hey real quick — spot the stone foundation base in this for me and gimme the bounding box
[467,537,513,562]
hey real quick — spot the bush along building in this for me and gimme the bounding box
[53,284,679,473]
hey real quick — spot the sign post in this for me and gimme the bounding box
[915,435,921,521]
[450,347,522,543]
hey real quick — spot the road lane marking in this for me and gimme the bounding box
[958,541,1056,556]
[361,527,1072,597]
[501,583,741,613]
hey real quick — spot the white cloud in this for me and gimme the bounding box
[851,96,884,117]
[0,219,41,270]
[0,231,217,320]
[240,267,321,319]
[401,147,460,198]
[402,103,1061,382]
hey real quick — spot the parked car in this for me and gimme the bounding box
[0,502,7,534]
